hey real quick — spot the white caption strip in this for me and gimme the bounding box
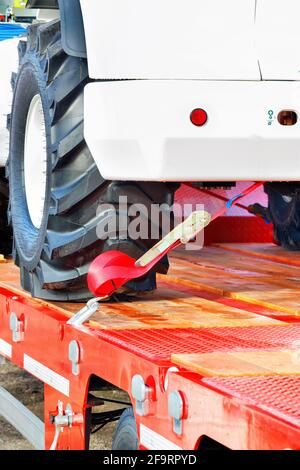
[24,354,70,397]
[140,424,182,450]
[0,338,12,359]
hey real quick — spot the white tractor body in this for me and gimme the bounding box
[80,0,300,181]
[84,79,300,182]
[81,0,260,80]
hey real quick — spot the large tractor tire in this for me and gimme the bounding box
[8,20,177,301]
[265,183,300,250]
[0,169,12,255]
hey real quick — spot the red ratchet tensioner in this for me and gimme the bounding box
[87,182,264,298]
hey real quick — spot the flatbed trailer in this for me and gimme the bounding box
[0,239,300,450]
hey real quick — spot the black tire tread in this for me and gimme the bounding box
[112,408,138,451]
[0,169,12,255]
[265,183,300,250]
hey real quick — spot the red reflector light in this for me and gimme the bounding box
[190,108,208,127]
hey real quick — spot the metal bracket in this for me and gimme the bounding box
[50,401,73,450]
[168,390,184,435]
[50,401,83,450]
[9,313,24,343]
[135,210,211,267]
[67,298,100,327]
[131,374,150,417]
[68,340,80,376]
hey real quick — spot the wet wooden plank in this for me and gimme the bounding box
[90,286,285,330]
[169,246,300,315]
[1,243,300,330]
[214,243,300,268]
[172,350,300,377]
[0,259,286,330]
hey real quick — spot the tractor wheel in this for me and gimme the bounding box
[8,20,177,301]
[265,183,300,250]
[0,169,12,255]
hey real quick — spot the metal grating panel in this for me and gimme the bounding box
[97,325,300,362]
[203,376,300,428]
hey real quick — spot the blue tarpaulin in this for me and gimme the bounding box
[0,23,26,41]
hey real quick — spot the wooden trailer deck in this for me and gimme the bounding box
[1,243,300,449]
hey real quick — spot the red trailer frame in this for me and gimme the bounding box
[0,221,300,450]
